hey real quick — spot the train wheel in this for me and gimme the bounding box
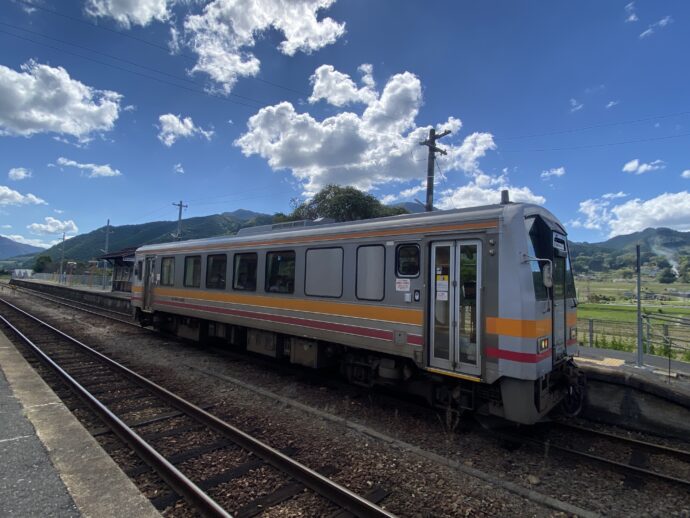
[561,370,586,417]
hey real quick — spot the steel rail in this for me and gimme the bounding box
[552,421,690,463]
[0,308,231,518]
[493,429,690,489]
[0,297,396,518]
[10,285,137,324]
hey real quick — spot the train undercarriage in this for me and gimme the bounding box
[137,309,585,425]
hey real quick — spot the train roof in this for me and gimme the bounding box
[135,202,565,254]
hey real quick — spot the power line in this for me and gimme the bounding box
[13,0,310,97]
[0,28,261,110]
[498,109,690,141]
[0,21,269,108]
[502,131,690,153]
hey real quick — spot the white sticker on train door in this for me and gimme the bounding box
[395,278,411,292]
[436,291,448,301]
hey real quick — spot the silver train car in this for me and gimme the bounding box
[131,200,583,424]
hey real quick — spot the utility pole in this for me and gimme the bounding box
[172,200,188,241]
[636,243,643,367]
[420,128,451,212]
[58,232,66,284]
[101,219,113,290]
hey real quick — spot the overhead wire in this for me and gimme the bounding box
[0,20,270,108]
[7,1,689,157]
[13,0,311,97]
[0,28,261,110]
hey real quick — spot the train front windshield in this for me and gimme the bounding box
[525,216,576,362]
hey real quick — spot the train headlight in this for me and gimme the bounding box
[570,327,577,340]
[538,337,550,351]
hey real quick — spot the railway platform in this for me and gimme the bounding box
[0,329,158,518]
[575,347,690,438]
[8,278,131,314]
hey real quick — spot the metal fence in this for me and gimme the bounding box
[577,315,690,362]
[27,272,113,291]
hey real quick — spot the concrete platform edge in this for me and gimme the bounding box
[578,363,690,409]
[0,329,160,518]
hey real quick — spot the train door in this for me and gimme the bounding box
[429,240,481,376]
[552,235,568,363]
[142,256,156,312]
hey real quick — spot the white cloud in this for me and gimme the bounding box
[0,185,46,206]
[540,166,565,180]
[602,191,627,200]
[605,100,619,109]
[1,234,53,248]
[0,60,121,141]
[85,0,172,28]
[608,192,690,236]
[173,163,184,174]
[624,2,638,22]
[53,209,64,214]
[1,224,11,229]
[622,158,665,174]
[682,170,690,179]
[569,98,583,112]
[157,114,213,147]
[182,0,345,93]
[28,217,78,235]
[437,173,545,210]
[571,191,690,237]
[640,15,673,39]
[235,64,497,196]
[309,64,376,106]
[55,157,121,178]
[8,167,32,181]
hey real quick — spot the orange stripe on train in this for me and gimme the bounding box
[149,287,424,326]
[485,317,552,338]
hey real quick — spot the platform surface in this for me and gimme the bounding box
[10,278,130,300]
[0,366,79,517]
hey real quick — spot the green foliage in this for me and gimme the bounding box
[33,255,53,273]
[657,267,676,284]
[289,185,408,222]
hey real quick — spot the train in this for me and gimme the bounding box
[131,195,585,425]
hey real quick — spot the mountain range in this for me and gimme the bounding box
[0,235,45,260]
[4,206,689,272]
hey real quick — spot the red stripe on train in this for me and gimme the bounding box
[155,299,423,346]
[485,347,552,363]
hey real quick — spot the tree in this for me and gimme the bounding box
[657,267,676,284]
[289,185,408,222]
[34,255,53,273]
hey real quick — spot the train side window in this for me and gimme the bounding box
[160,257,175,286]
[183,255,201,288]
[356,245,385,301]
[396,244,420,277]
[305,247,343,298]
[206,254,227,289]
[233,253,257,291]
[135,260,142,281]
[265,251,295,294]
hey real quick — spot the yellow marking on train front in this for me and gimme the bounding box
[152,287,424,326]
[425,367,481,382]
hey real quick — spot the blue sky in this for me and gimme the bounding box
[1,0,689,249]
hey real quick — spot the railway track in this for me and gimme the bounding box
[0,297,394,517]
[9,284,690,500]
[496,420,690,490]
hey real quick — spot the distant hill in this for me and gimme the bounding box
[393,202,426,214]
[570,227,690,275]
[0,235,45,260]
[29,210,273,265]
